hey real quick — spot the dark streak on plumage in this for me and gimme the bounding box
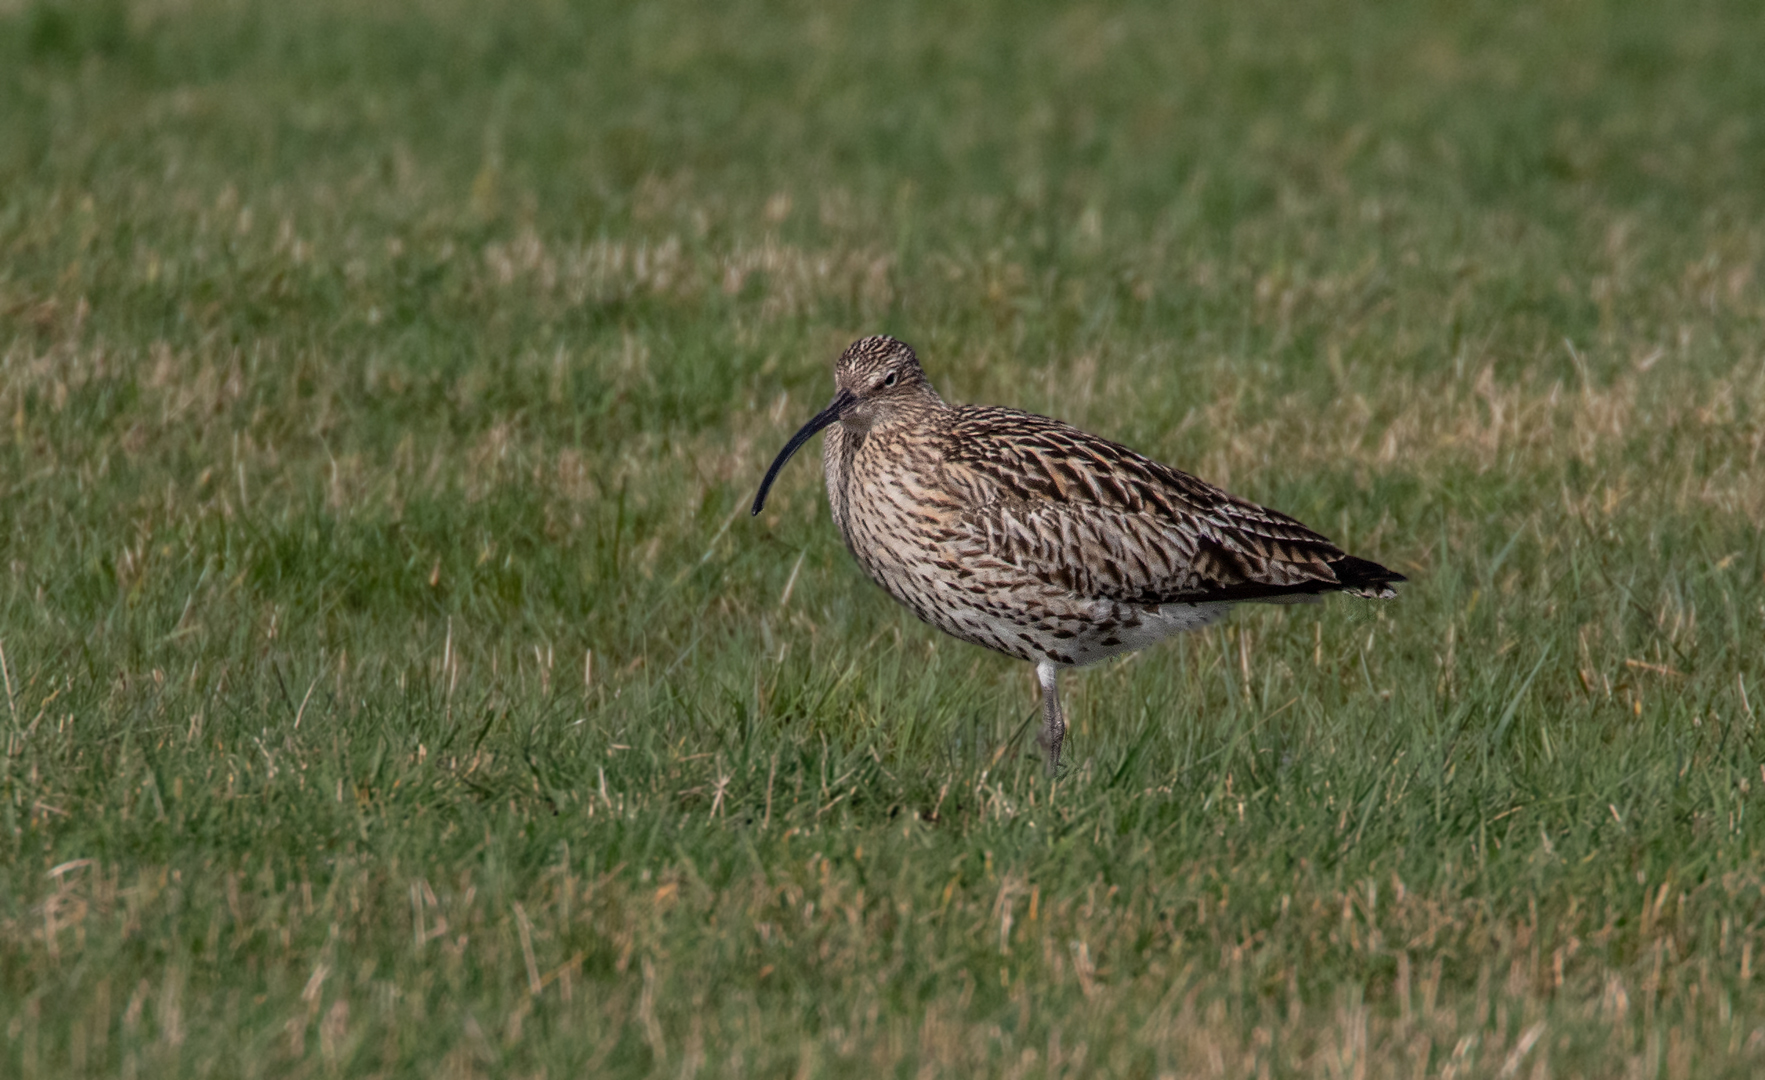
[754,335,1407,771]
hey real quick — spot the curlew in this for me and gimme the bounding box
[752,335,1405,772]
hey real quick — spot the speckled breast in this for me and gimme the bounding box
[823,418,1228,668]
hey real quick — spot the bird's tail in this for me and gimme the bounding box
[1329,555,1407,599]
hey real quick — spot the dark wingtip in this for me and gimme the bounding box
[1330,554,1407,590]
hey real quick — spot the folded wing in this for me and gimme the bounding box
[941,407,1403,604]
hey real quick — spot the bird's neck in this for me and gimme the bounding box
[822,419,861,550]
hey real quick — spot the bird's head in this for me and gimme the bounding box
[831,334,933,426]
[752,335,939,515]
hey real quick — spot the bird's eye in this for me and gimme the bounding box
[882,372,898,388]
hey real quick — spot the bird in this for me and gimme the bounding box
[752,335,1405,773]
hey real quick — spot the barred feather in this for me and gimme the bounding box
[756,334,1406,769]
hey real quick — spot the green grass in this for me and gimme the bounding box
[3,0,1765,1075]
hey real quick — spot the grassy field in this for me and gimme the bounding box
[3,0,1765,1075]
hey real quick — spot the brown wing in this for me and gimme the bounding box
[940,407,1403,604]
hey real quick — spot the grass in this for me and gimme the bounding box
[3,0,1765,1075]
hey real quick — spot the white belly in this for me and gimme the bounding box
[1062,601,1234,666]
[926,593,1236,668]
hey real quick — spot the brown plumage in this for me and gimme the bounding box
[753,335,1405,772]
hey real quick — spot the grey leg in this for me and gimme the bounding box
[1035,660,1065,774]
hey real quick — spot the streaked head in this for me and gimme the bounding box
[752,335,937,515]
[833,334,929,401]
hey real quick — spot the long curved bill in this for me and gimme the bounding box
[752,389,854,515]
